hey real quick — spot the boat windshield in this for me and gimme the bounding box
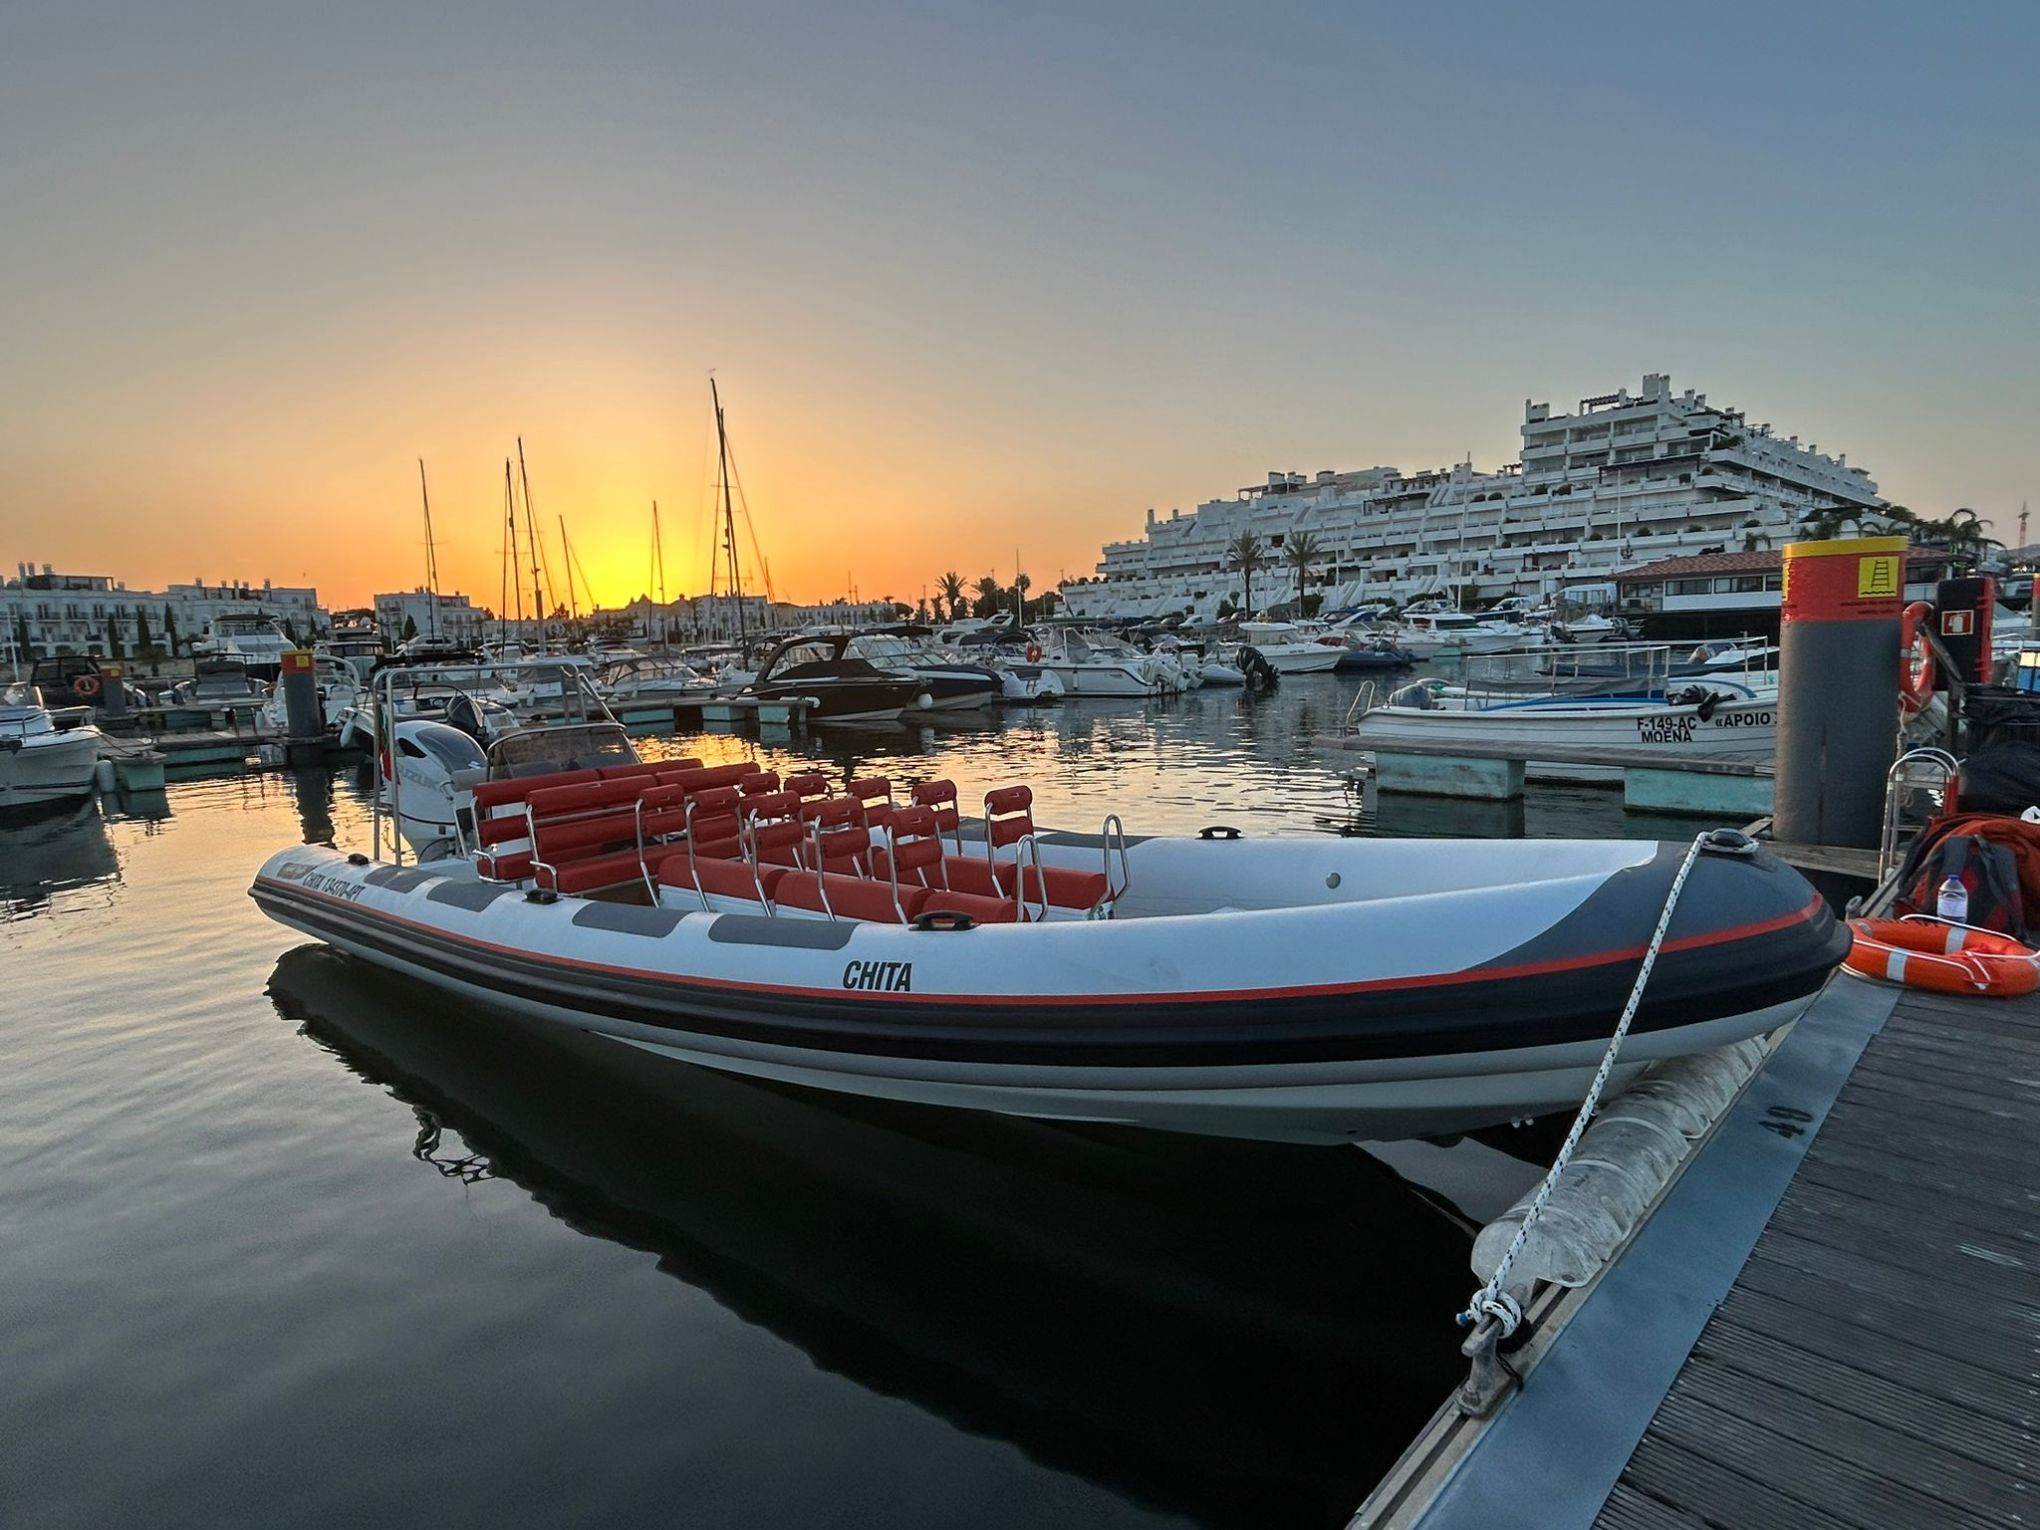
[487,722,638,777]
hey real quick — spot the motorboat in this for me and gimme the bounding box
[994,660,1066,705]
[194,610,296,677]
[739,632,932,723]
[1234,622,1344,675]
[1391,607,1522,658]
[0,684,103,808]
[1200,657,1248,686]
[845,628,1002,711]
[597,655,716,704]
[250,757,1848,1144]
[258,651,362,735]
[1035,630,1170,698]
[1351,674,1777,776]
[168,658,271,724]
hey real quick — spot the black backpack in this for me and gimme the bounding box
[1898,833,2027,937]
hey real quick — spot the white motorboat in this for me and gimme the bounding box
[1037,631,1169,697]
[1352,677,1777,780]
[1234,622,1344,675]
[250,758,1848,1144]
[1199,658,1248,686]
[597,655,716,704]
[194,611,296,676]
[0,684,103,808]
[991,659,1065,704]
[1392,607,1522,658]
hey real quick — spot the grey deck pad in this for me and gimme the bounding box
[1417,976,1898,1530]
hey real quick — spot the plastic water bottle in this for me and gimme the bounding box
[1937,876,1969,924]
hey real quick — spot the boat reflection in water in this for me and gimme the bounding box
[268,945,1475,1528]
[0,796,123,920]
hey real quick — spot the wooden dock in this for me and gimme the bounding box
[1588,982,2037,1529]
[1320,734,1774,815]
[1362,972,2037,1530]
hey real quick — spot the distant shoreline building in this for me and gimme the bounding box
[3,562,325,663]
[1059,373,1885,623]
[372,587,488,647]
[595,593,902,645]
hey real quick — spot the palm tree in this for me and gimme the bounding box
[1014,572,1031,622]
[1283,530,1324,614]
[972,575,1003,619]
[1224,532,1270,618]
[937,571,966,622]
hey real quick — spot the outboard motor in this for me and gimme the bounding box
[1388,680,1436,710]
[386,719,488,858]
[1666,684,1721,721]
[443,690,490,747]
[1238,646,1280,692]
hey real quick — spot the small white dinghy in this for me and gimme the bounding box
[252,735,1846,1143]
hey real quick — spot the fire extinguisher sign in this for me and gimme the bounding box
[1941,610,1974,638]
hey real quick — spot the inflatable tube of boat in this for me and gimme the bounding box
[249,833,1848,1143]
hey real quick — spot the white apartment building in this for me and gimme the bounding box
[372,587,489,646]
[3,563,326,662]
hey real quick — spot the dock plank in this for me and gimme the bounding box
[1692,1317,2035,1470]
[1584,982,2040,1530]
[1650,1388,2010,1530]
[1673,1355,2034,1523]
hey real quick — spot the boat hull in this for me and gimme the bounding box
[1354,696,1777,761]
[250,835,1844,1143]
[0,731,101,807]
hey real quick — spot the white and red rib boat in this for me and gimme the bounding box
[252,734,1847,1143]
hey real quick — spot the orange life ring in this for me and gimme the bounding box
[1844,917,2039,997]
[1898,601,1935,713]
[73,673,102,698]
[1025,644,1043,663]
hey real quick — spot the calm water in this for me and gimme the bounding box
[3,674,1662,1528]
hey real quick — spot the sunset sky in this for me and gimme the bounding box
[3,3,2034,612]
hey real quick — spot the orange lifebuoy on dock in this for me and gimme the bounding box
[1898,601,1936,713]
[1844,916,2039,997]
[73,673,101,698]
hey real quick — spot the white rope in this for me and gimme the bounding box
[1459,831,1715,1336]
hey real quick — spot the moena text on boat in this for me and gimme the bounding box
[248,682,1848,1144]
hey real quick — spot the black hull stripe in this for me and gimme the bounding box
[252,883,1845,1068]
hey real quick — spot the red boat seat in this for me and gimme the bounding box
[738,770,783,796]
[1005,863,1111,913]
[775,872,928,923]
[848,777,896,829]
[921,889,1022,924]
[784,773,832,819]
[661,854,784,907]
[743,792,811,869]
[472,767,600,814]
[805,800,871,875]
[596,760,672,783]
[909,779,963,848]
[661,762,763,795]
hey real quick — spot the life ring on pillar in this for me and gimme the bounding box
[1025,644,1043,663]
[1845,917,2040,997]
[1898,601,1935,714]
[73,673,102,698]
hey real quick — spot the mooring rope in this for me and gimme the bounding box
[1458,830,1716,1337]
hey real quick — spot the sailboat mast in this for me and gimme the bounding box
[517,436,547,641]
[712,378,745,648]
[557,516,580,623]
[652,500,667,649]
[418,459,440,638]
[505,459,524,635]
